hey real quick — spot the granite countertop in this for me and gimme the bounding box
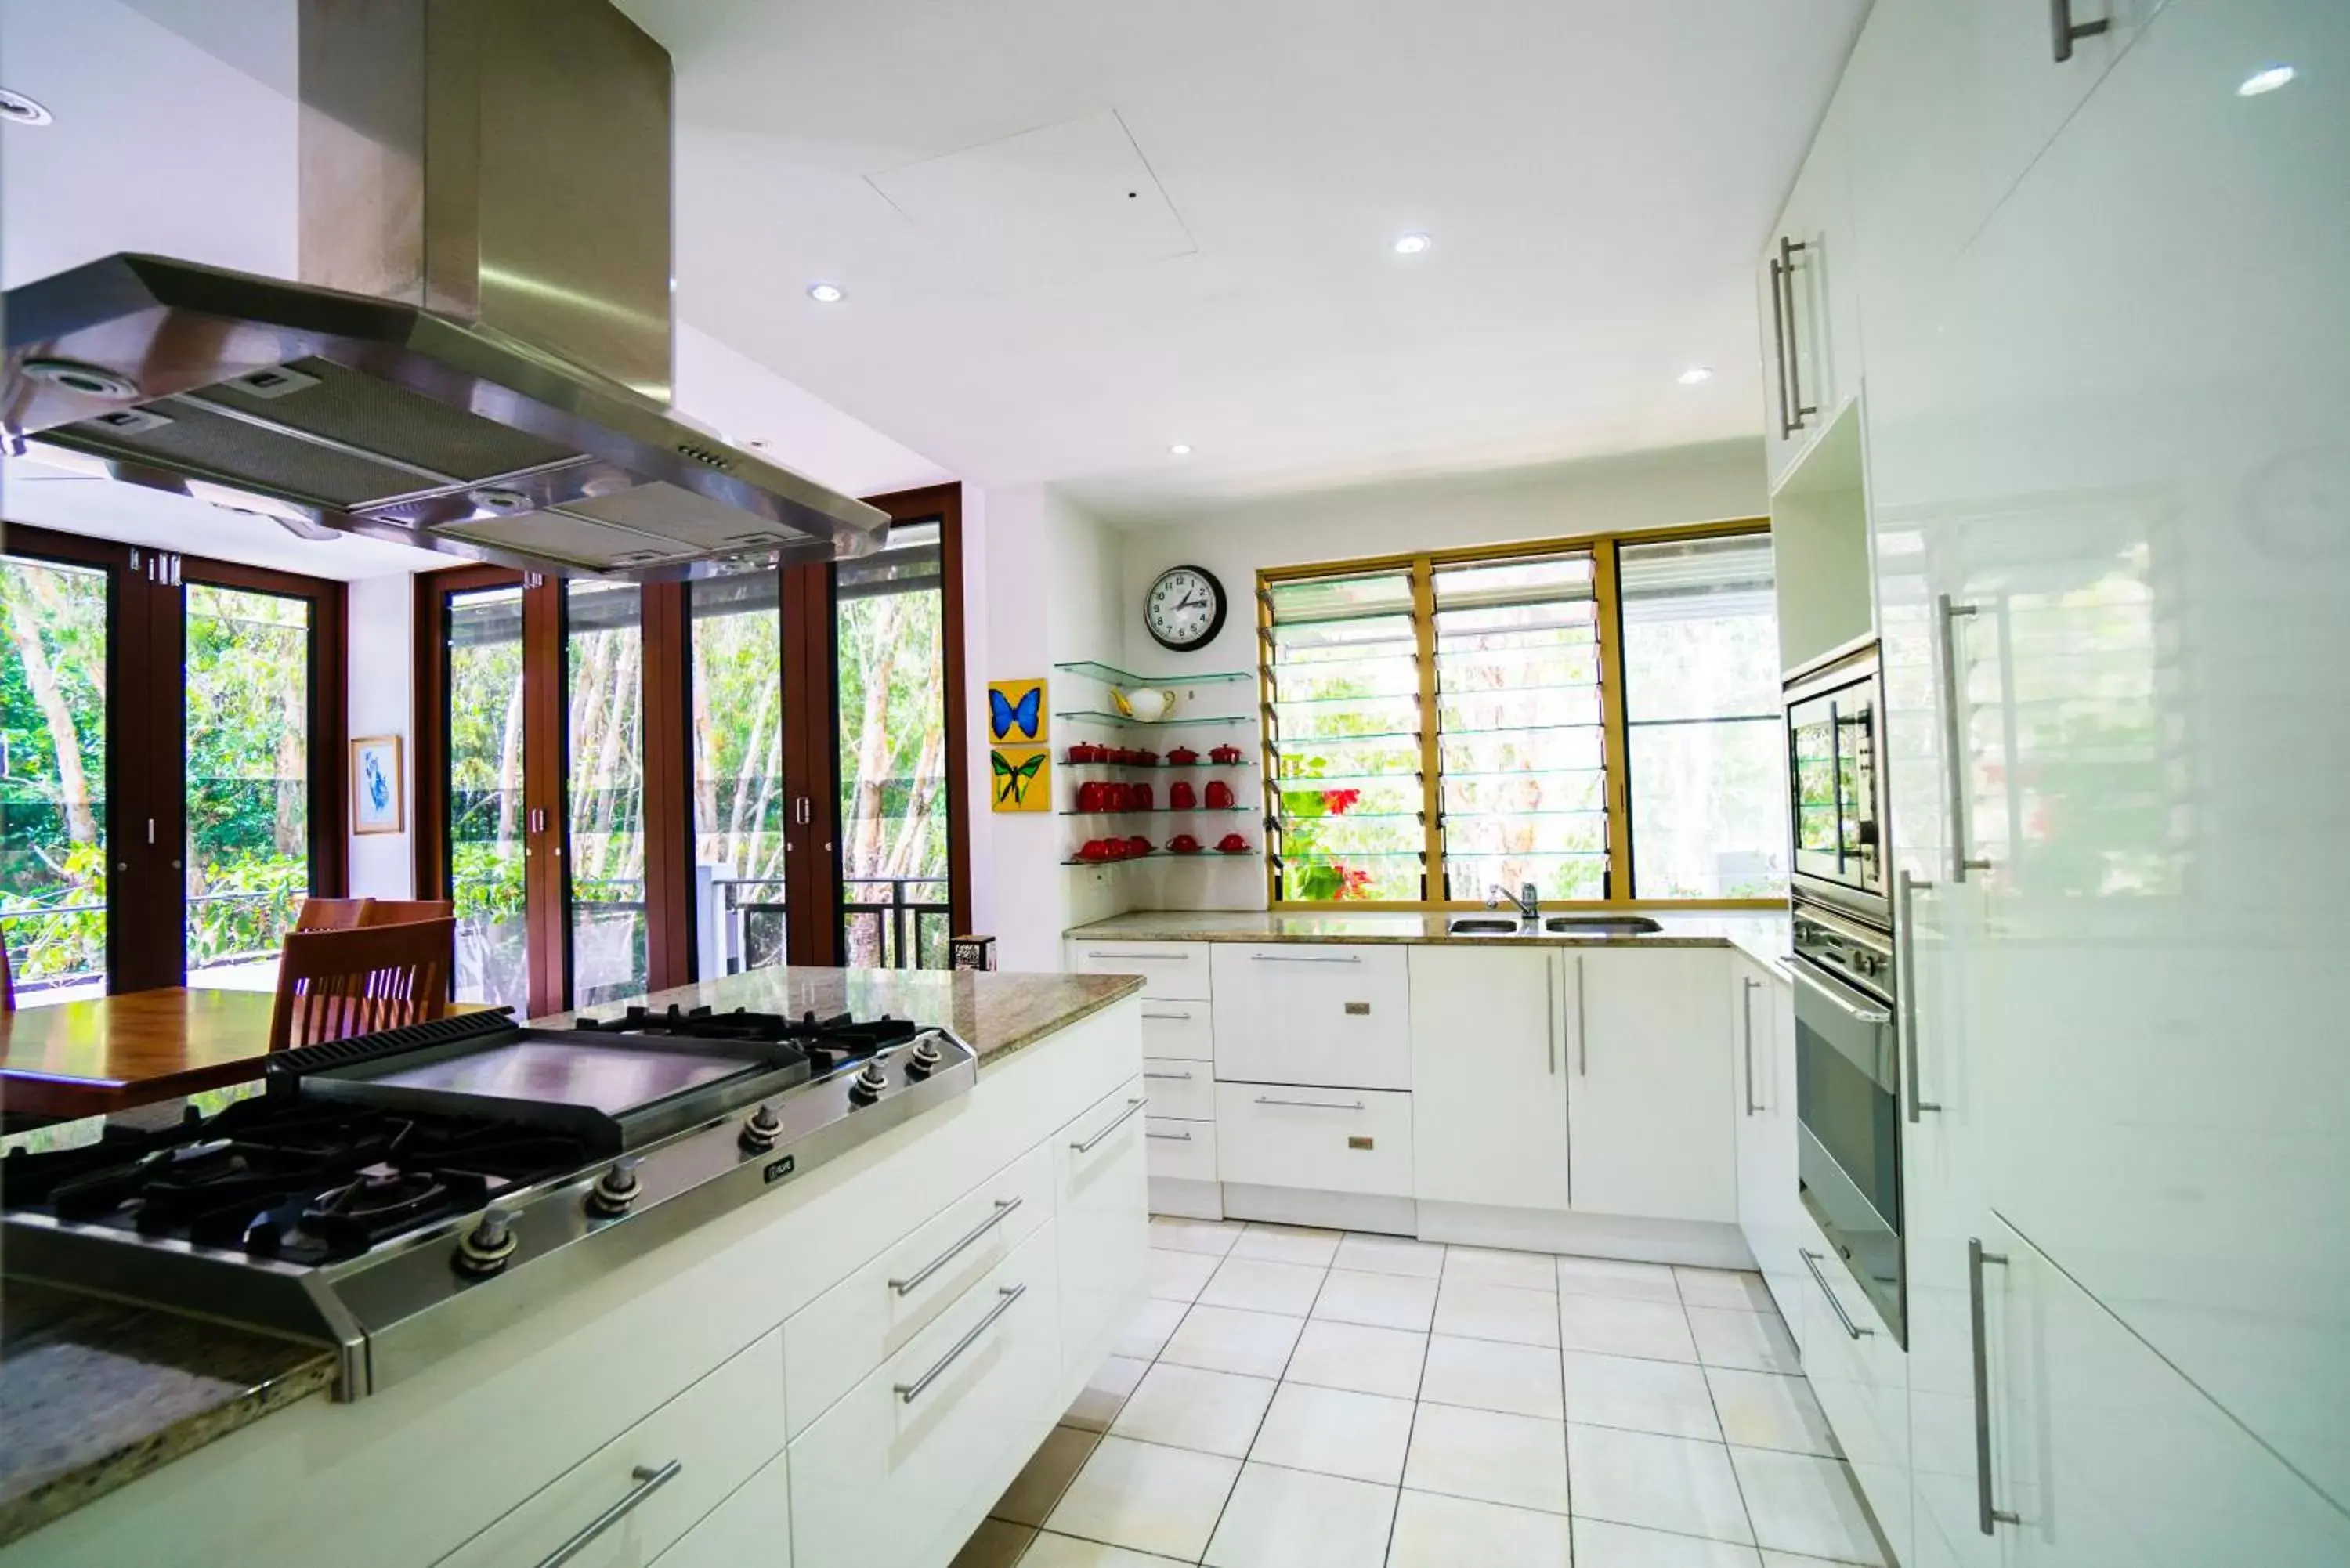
[0,1283,335,1548]
[0,966,1140,1548]
[543,965,1145,1066]
[1068,909,1795,980]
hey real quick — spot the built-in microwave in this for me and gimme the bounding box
[1784,643,1886,927]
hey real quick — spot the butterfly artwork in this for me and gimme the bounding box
[989,746,1050,813]
[987,678,1047,744]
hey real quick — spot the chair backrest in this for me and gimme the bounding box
[294,897,371,931]
[269,919,456,1052]
[1,940,13,1012]
[357,898,456,927]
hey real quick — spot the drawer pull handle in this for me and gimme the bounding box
[889,1198,1023,1297]
[532,1459,682,1568]
[1087,949,1189,960]
[1147,1129,1194,1142]
[1969,1238,2019,1533]
[1801,1248,1876,1339]
[1248,952,1361,963]
[1253,1095,1365,1111]
[1141,1009,1195,1021]
[1143,1069,1194,1080]
[895,1284,1027,1404]
[1071,1097,1146,1153]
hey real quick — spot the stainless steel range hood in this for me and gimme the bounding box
[0,0,886,578]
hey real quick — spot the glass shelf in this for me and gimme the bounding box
[1063,753,1257,768]
[1054,659,1251,688]
[1058,807,1255,816]
[1063,847,1260,865]
[1055,709,1256,728]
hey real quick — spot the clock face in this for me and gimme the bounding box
[1146,565,1227,652]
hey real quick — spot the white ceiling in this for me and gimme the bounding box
[616,0,1867,518]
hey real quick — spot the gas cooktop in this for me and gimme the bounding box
[0,1003,978,1400]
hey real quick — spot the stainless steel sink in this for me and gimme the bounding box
[1446,916,1532,936]
[1543,915,1664,936]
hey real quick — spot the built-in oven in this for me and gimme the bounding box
[1784,643,1886,927]
[1791,898,1905,1343]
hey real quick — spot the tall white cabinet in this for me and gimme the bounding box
[1771,0,2350,1557]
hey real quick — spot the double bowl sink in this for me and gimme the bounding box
[1448,914,1665,938]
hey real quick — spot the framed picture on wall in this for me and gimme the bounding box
[352,735,405,835]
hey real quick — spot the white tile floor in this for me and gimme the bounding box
[953,1219,1893,1568]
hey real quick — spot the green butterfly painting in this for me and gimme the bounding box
[990,746,1050,812]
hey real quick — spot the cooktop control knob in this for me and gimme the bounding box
[588,1155,645,1217]
[848,1057,891,1105]
[454,1205,520,1277]
[903,1031,945,1081]
[739,1102,784,1154]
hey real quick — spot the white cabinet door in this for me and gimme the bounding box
[1069,941,1213,1000]
[1055,1081,1150,1378]
[1211,944,1412,1091]
[1567,949,1736,1223]
[1893,0,2350,1512]
[1140,1057,1214,1121]
[1408,946,1570,1211]
[1732,957,1805,1337]
[1760,88,1862,491]
[1215,1084,1415,1198]
[1137,999,1214,1060]
[1981,1216,2350,1568]
[1797,1219,1913,1567]
[649,1453,790,1568]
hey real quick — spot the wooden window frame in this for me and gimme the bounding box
[1260,516,1779,912]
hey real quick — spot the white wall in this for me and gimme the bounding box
[345,575,417,898]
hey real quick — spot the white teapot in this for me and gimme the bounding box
[1112,686,1179,723]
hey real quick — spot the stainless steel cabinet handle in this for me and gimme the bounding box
[1900,872,1941,1121]
[1142,1069,1194,1081]
[1768,248,1795,438]
[895,1284,1025,1404]
[1248,952,1361,963]
[1792,958,1893,1025]
[533,1460,682,1568]
[1546,952,1558,1076]
[1141,1009,1194,1020]
[1741,977,1761,1115]
[1087,949,1188,961]
[1254,1095,1365,1111]
[1071,1097,1145,1153]
[1574,955,1587,1077]
[1802,1248,1875,1339]
[2049,0,2110,62]
[1778,237,1817,434]
[1146,1129,1194,1142]
[1936,594,1994,881]
[888,1198,1022,1296]
[1969,1239,2019,1532]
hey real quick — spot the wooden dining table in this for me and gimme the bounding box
[0,989,496,1122]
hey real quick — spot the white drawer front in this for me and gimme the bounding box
[649,1451,789,1568]
[1141,1057,1214,1120]
[790,1222,1062,1568]
[439,1330,786,1568]
[1214,1083,1414,1197]
[783,1144,1056,1438]
[1072,941,1213,1001]
[1137,999,1214,1060]
[1145,1115,1217,1182]
[1795,1223,1911,1562]
[1212,944,1411,1090]
[1056,1080,1151,1376]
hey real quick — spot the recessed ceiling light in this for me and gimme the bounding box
[1169,443,1193,456]
[1677,366,1715,385]
[0,89,53,127]
[1393,232,1432,256]
[2237,64,2296,96]
[806,282,845,304]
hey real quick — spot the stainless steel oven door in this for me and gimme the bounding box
[1784,649,1886,923]
[1791,951,1905,1342]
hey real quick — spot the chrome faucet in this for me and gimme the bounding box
[1488,883,1539,921]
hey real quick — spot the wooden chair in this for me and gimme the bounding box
[269,919,455,1052]
[2,941,14,1011]
[294,897,372,931]
[356,899,455,927]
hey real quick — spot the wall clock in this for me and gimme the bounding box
[1144,564,1227,652]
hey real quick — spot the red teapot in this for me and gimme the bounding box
[1204,779,1236,810]
[1168,781,1197,810]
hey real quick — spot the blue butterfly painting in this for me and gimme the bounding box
[988,680,1046,743]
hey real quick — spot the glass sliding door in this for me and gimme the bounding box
[183,584,313,991]
[565,580,646,1006]
[690,573,787,973]
[0,552,110,1004]
[446,583,530,1010]
[835,523,951,968]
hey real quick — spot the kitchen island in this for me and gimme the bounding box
[0,966,1145,1566]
